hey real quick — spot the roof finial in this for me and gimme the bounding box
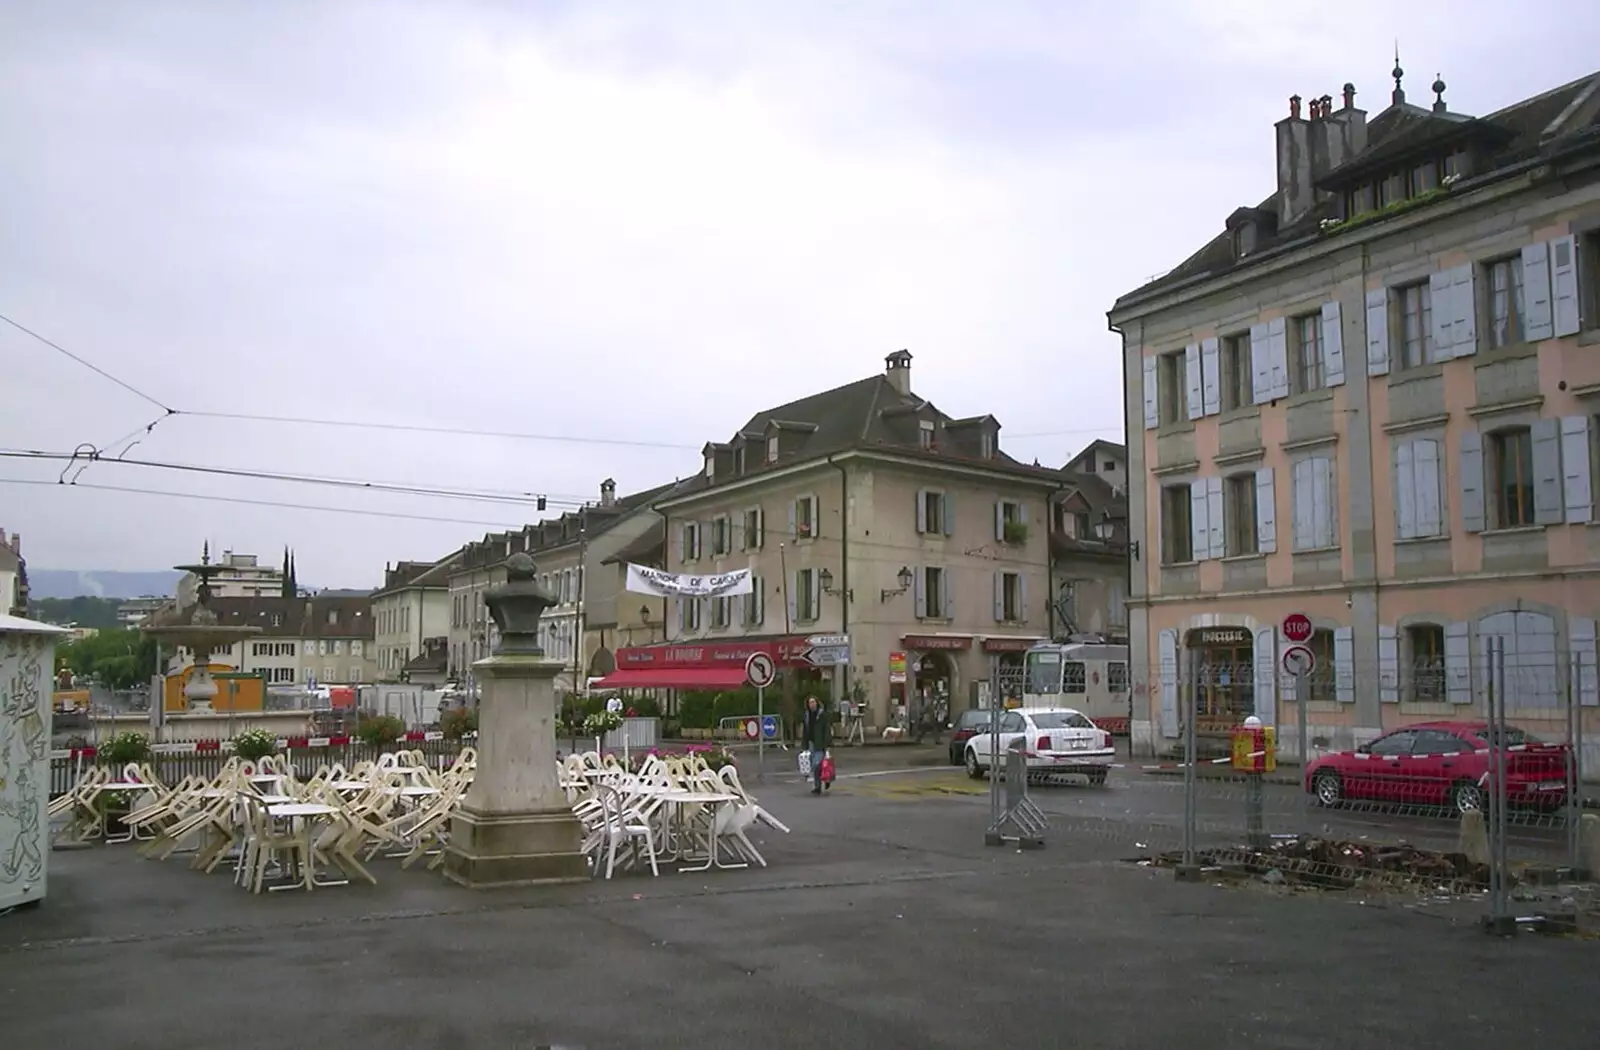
[1392,43,1405,105]
[1432,74,1447,113]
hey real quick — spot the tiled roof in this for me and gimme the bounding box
[157,594,375,640]
[1049,470,1129,560]
[1118,71,1600,305]
[602,519,666,567]
[452,481,679,575]
[372,549,463,597]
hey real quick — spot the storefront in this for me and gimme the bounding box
[1186,626,1256,730]
[594,637,816,692]
[982,636,1044,704]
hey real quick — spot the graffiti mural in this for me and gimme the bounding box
[1,632,50,892]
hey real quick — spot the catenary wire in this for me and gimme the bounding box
[0,311,177,413]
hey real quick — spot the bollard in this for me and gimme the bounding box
[1233,717,1276,849]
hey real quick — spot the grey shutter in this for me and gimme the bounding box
[1378,625,1399,703]
[1445,622,1472,704]
[1290,460,1311,550]
[1321,300,1346,387]
[1019,574,1028,622]
[992,500,1003,541]
[808,492,820,539]
[1521,241,1554,342]
[1314,457,1336,548]
[735,582,747,625]
[674,524,685,564]
[1253,626,1277,726]
[1205,476,1225,559]
[789,572,800,625]
[1416,439,1444,538]
[1562,415,1594,523]
[1428,271,1453,356]
[942,493,953,536]
[1249,323,1272,403]
[1570,616,1598,707]
[992,572,1004,622]
[754,577,765,625]
[1200,337,1221,415]
[674,597,685,632]
[1185,342,1204,420]
[1394,440,1417,540]
[1365,287,1391,376]
[1255,467,1276,554]
[1188,479,1209,561]
[1448,264,1477,357]
[736,510,747,552]
[1158,628,1180,739]
[787,500,797,542]
[755,507,765,549]
[1333,626,1355,703]
[1531,418,1565,525]
[1143,355,1160,429]
[1459,428,1486,533]
[1268,317,1290,399]
[942,569,954,618]
[913,565,925,618]
[916,490,929,534]
[1550,234,1581,337]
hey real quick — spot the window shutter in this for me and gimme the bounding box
[941,493,954,536]
[1205,476,1225,559]
[942,570,954,618]
[1448,264,1477,357]
[1394,440,1417,540]
[736,584,747,626]
[1290,460,1311,550]
[1445,622,1472,704]
[1268,317,1290,399]
[1570,616,1598,707]
[1426,271,1452,356]
[1200,337,1221,415]
[1255,467,1276,554]
[1019,574,1028,622]
[674,597,685,632]
[1019,502,1028,525]
[1550,235,1581,337]
[1321,301,1346,387]
[1249,322,1272,403]
[1378,625,1399,703]
[917,490,929,534]
[754,578,766,626]
[1185,343,1204,420]
[787,500,797,542]
[788,572,800,625]
[1253,626,1277,726]
[1364,287,1391,376]
[756,507,765,549]
[1459,429,1486,533]
[992,572,1004,622]
[674,525,685,564]
[1143,356,1160,430]
[1561,415,1593,524]
[1531,418,1565,525]
[1189,479,1209,561]
[992,500,1003,541]
[1333,626,1355,703]
[1521,241,1554,342]
[1416,439,1444,538]
[736,511,747,552]
[1158,628,1180,739]
[808,492,821,539]
[913,566,925,618]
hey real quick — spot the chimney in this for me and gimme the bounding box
[7,532,17,555]
[600,478,617,508]
[1313,83,1368,188]
[884,349,913,396]
[1275,95,1315,226]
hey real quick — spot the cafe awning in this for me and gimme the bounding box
[589,667,749,690]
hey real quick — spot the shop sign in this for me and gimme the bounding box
[982,636,1039,653]
[1191,628,1250,647]
[901,635,972,651]
[616,638,811,669]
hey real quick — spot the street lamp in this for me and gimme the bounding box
[818,568,851,601]
[1097,510,1139,560]
[879,566,915,602]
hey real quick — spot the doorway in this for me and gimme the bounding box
[1186,627,1255,731]
[912,652,954,727]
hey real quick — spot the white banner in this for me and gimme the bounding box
[625,563,753,598]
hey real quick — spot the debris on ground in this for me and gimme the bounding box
[1136,836,1494,893]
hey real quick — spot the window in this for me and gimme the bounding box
[1107,580,1127,627]
[1411,729,1466,756]
[919,566,946,619]
[681,522,702,561]
[979,430,995,458]
[1368,730,1418,758]
[1025,651,1060,693]
[323,666,336,683]
[1412,160,1438,194]
[734,447,746,474]
[1581,231,1600,330]
[794,496,816,539]
[766,435,779,463]
[711,596,730,629]
[349,668,362,683]
[1160,484,1194,564]
[997,499,1023,543]
[1107,661,1128,693]
[711,515,731,556]
[1291,312,1324,393]
[919,420,936,449]
[1307,628,1336,703]
[744,576,765,626]
[1393,437,1445,539]
[1072,511,1091,539]
[704,452,715,479]
[1158,351,1185,424]
[679,597,701,631]
[1290,455,1337,550]
[795,569,819,623]
[1220,332,1252,410]
[351,641,363,657]
[1488,427,1534,528]
[1062,661,1086,694]
[1484,254,1526,348]
[1443,148,1469,179]
[917,490,947,534]
[1395,281,1434,369]
[997,572,1021,621]
[1405,624,1446,702]
[742,507,763,550]
[1379,170,1407,207]
[1223,473,1258,556]
[1350,182,1376,215]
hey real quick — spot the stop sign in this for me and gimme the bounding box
[1282,613,1313,644]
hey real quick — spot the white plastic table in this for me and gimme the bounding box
[655,791,746,873]
[264,802,346,891]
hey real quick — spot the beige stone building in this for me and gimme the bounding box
[642,351,1062,726]
[162,593,378,686]
[372,550,460,681]
[1112,68,1600,759]
[1050,441,1130,640]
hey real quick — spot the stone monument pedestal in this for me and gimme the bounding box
[442,653,588,889]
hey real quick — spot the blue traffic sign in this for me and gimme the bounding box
[761,715,779,740]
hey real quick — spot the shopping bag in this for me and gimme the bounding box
[797,750,813,779]
[819,754,836,784]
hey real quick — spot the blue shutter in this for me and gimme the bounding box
[992,572,1004,622]
[942,569,954,618]
[1290,460,1313,550]
[942,493,953,536]
[1394,440,1417,540]
[993,500,1004,541]
[1321,301,1346,387]
[1570,616,1598,707]
[788,572,799,625]
[1522,242,1554,342]
[1249,322,1272,403]
[1562,416,1593,524]
[916,490,929,534]
[1019,574,1028,623]
[1415,440,1443,538]
[1200,338,1221,415]
[913,566,925,619]
[787,499,797,541]
[1189,479,1209,561]
[1378,625,1399,703]
[1158,629,1180,739]
[1445,622,1472,704]
[1428,271,1453,356]
[1532,419,1564,525]
[1459,429,1485,533]
[1268,317,1290,400]
[1255,467,1276,554]
[1143,356,1159,429]
[1448,264,1477,357]
[755,507,765,549]
[1365,287,1391,376]
[673,524,684,564]
[1551,235,1581,337]
[1185,343,1204,420]
[1253,626,1277,726]
[1333,626,1355,703]
[1206,476,1225,559]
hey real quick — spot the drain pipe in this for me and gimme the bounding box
[827,453,851,713]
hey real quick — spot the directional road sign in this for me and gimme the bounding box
[761,715,779,740]
[744,652,777,689]
[1281,644,1316,678]
[802,645,851,667]
[806,634,850,649]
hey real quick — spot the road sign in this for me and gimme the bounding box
[1281,644,1316,678]
[806,634,850,648]
[761,715,779,740]
[743,718,760,740]
[744,652,777,688]
[1281,613,1314,644]
[802,645,850,667]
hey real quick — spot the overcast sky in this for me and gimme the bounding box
[3,1,1595,588]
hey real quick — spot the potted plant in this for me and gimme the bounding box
[439,707,478,740]
[232,728,279,761]
[356,714,407,751]
[1003,520,1029,545]
[581,710,624,750]
[100,730,151,767]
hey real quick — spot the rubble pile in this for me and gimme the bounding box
[1149,835,1492,893]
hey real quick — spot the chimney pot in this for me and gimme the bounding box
[1289,94,1303,119]
[884,349,913,396]
[1342,82,1356,110]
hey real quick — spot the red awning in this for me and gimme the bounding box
[590,668,749,690]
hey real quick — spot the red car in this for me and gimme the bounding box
[1304,721,1570,815]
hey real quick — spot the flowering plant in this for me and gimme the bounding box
[582,710,624,738]
[232,728,279,760]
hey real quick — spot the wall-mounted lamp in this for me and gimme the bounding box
[639,604,652,622]
[879,565,915,602]
[817,568,851,601]
[1097,511,1139,560]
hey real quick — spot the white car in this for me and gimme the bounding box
[964,707,1115,785]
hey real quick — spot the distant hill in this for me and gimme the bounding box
[26,569,182,600]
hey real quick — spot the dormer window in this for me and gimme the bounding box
[767,435,779,463]
[919,420,936,449]
[979,430,994,458]
[705,452,715,479]
[734,447,745,474]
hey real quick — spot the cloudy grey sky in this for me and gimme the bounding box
[3,1,1595,588]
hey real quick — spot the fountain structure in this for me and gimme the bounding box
[141,544,263,714]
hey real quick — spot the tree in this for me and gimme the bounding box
[29,596,124,629]
[57,629,160,690]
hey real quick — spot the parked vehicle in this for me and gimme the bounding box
[947,708,991,765]
[1021,642,1131,734]
[964,707,1115,784]
[1304,721,1570,815]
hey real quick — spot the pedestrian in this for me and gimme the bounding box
[800,695,832,795]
